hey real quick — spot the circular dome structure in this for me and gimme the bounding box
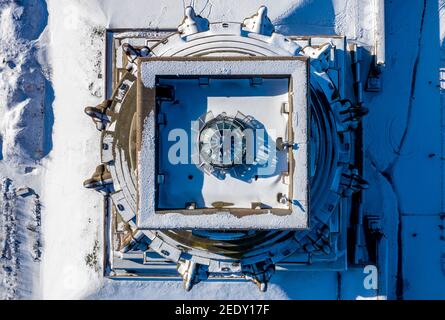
[199,113,247,170]
[84,6,368,291]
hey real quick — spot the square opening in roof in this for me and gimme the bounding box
[156,76,290,211]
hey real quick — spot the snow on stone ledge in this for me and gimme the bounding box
[138,57,309,230]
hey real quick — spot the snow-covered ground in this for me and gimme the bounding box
[0,0,444,300]
[0,0,48,300]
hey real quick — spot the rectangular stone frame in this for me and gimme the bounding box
[136,56,310,230]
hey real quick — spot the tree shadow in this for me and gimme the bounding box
[273,0,336,36]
